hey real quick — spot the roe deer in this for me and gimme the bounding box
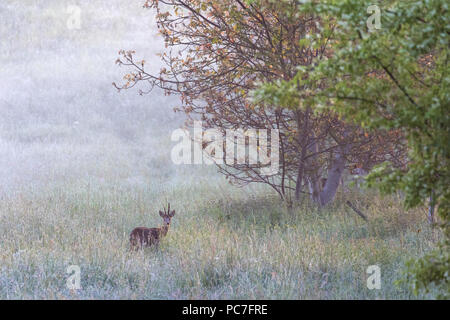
[130,203,175,249]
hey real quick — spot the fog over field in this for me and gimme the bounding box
[0,1,440,300]
[0,0,197,195]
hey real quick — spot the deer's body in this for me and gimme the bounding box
[130,204,175,250]
[130,225,169,248]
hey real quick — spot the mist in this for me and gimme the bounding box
[0,0,200,196]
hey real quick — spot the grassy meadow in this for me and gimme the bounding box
[0,0,442,299]
[0,177,441,299]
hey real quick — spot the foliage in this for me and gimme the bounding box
[255,0,449,297]
[403,238,450,299]
[116,0,405,204]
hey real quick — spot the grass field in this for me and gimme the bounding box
[0,177,441,299]
[0,0,442,299]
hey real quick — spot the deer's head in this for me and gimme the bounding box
[159,203,175,226]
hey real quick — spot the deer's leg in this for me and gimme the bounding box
[130,234,137,251]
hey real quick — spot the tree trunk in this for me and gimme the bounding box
[316,128,352,206]
[304,129,351,207]
[318,151,346,206]
[308,174,322,203]
[305,138,322,203]
[428,190,435,224]
[295,109,309,200]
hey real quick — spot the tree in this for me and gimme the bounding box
[115,0,405,206]
[256,0,449,297]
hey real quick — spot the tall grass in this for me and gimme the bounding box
[0,179,441,299]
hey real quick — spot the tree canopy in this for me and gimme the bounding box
[254,0,449,298]
[115,0,404,205]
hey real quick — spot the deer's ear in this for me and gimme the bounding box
[170,210,175,217]
[159,211,164,217]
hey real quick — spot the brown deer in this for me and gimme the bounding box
[129,203,175,250]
